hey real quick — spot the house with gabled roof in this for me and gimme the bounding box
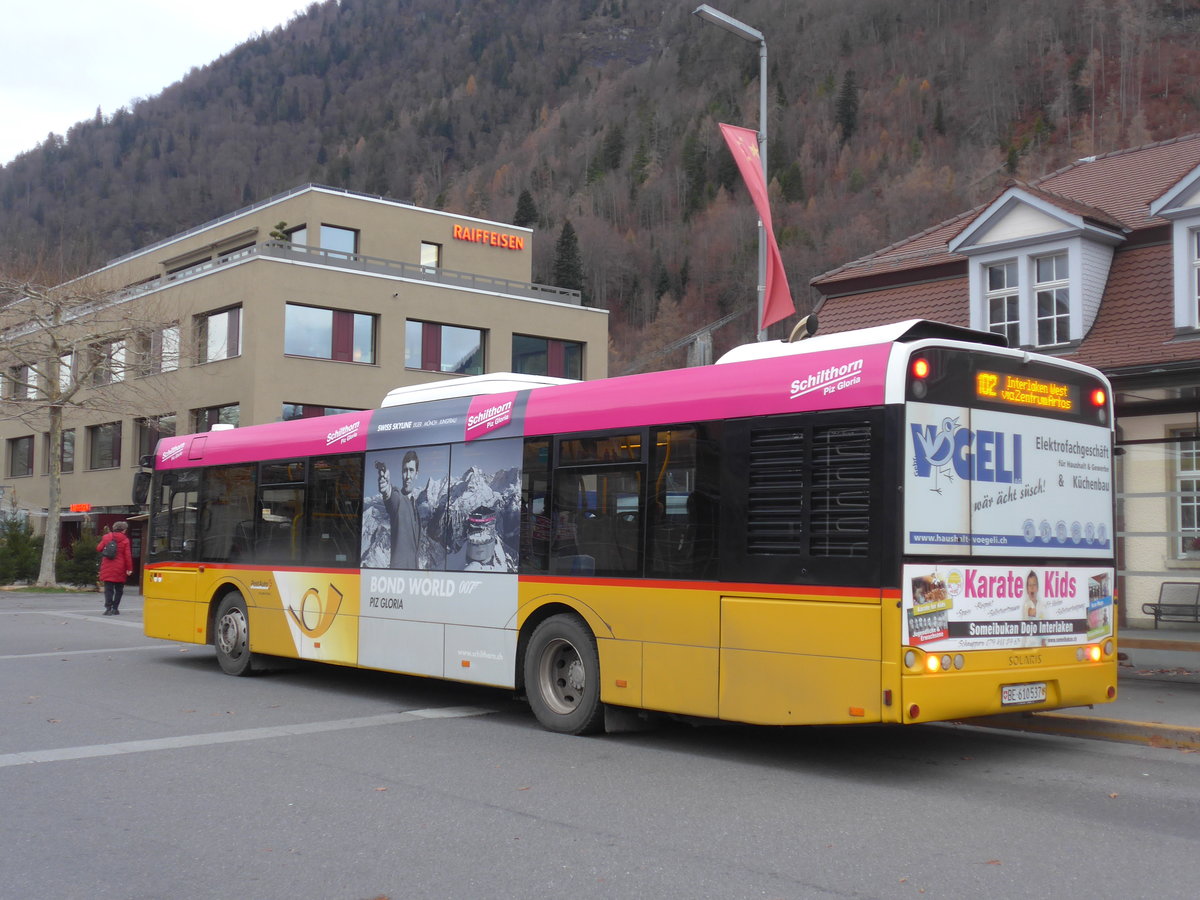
[812,134,1200,627]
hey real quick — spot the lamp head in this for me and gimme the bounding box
[692,4,763,43]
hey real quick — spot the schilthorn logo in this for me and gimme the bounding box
[160,441,186,463]
[326,421,360,447]
[790,359,864,399]
[467,400,513,433]
[912,418,1022,484]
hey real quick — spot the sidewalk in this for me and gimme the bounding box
[966,625,1200,750]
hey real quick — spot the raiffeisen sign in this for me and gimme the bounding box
[452,224,526,250]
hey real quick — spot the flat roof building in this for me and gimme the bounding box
[0,184,607,539]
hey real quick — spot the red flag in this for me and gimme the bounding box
[719,122,795,330]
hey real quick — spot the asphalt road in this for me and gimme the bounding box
[4,591,1200,900]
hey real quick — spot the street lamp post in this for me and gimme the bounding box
[693,4,768,341]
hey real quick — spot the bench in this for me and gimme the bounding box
[1141,582,1200,628]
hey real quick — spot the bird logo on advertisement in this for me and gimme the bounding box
[911,416,960,494]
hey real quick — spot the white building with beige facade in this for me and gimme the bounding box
[1,184,607,552]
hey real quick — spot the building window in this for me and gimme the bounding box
[289,224,358,257]
[7,436,34,477]
[513,335,583,379]
[405,321,484,375]
[1035,252,1070,345]
[5,365,36,400]
[136,415,176,460]
[196,306,241,363]
[282,403,363,421]
[319,225,358,255]
[132,325,180,376]
[167,255,212,276]
[90,340,127,386]
[1175,430,1200,558]
[41,429,75,474]
[193,404,239,432]
[986,261,1019,346]
[284,304,376,363]
[218,242,255,262]
[57,353,74,392]
[420,241,442,271]
[87,422,122,470]
[1193,230,1200,325]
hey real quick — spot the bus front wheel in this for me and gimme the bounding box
[214,592,255,676]
[524,614,604,735]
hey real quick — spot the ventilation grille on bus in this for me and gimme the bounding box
[747,422,872,557]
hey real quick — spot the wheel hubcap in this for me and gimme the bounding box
[538,637,585,715]
[217,608,248,660]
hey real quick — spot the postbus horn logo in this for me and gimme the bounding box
[287,583,344,638]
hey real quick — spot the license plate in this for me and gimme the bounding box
[1001,682,1047,706]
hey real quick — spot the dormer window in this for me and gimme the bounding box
[1035,252,1070,346]
[986,261,1020,345]
[978,251,1072,348]
[955,185,1122,349]
[1193,229,1200,322]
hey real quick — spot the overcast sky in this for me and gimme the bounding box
[0,0,309,165]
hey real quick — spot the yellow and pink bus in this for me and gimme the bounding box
[141,320,1118,733]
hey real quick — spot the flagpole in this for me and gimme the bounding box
[694,4,769,341]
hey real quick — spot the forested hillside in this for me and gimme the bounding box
[3,0,1199,370]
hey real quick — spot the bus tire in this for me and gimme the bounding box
[214,592,255,676]
[524,614,604,735]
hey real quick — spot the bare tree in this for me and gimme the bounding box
[0,272,178,586]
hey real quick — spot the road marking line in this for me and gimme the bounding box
[2,610,143,629]
[0,707,494,768]
[0,645,185,660]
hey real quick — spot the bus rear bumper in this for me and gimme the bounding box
[899,660,1118,724]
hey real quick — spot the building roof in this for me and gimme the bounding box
[818,134,1200,289]
[811,134,1200,374]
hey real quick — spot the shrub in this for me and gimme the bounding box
[0,517,42,584]
[57,530,101,587]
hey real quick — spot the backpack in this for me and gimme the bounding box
[102,538,119,560]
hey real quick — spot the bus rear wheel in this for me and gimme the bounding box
[524,614,604,735]
[214,592,255,676]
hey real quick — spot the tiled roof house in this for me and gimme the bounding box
[812,133,1200,625]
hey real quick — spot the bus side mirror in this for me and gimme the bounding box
[132,471,151,506]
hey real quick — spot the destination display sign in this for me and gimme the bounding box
[975,371,1076,412]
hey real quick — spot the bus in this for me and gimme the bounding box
[140,319,1118,734]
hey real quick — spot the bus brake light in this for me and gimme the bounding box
[1090,388,1107,407]
[911,358,930,379]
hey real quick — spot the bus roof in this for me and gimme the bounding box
[715,319,1006,365]
[152,320,1075,470]
[381,372,576,407]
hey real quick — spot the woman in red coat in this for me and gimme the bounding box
[97,521,134,615]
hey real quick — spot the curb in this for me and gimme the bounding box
[960,711,1200,751]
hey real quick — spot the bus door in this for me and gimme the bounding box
[144,469,201,642]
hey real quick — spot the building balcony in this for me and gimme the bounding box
[121,240,582,305]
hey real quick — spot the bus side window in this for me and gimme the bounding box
[306,454,364,567]
[258,486,305,562]
[552,468,643,577]
[647,425,721,579]
[151,470,199,561]
[520,438,551,574]
[198,464,256,562]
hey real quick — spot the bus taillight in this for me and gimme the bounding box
[1090,388,1107,407]
[911,357,931,379]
